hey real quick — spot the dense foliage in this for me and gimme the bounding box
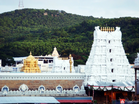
[0,9,139,66]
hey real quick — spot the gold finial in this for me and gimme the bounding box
[111,27,113,31]
[30,51,32,55]
[113,27,115,31]
[103,27,105,31]
[69,54,72,73]
[107,27,109,31]
[105,27,107,31]
[108,27,110,32]
[100,27,102,31]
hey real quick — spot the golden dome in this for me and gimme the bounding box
[26,52,36,61]
[20,51,41,73]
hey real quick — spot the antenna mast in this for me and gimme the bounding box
[18,0,24,9]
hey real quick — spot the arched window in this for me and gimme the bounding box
[2,85,9,95]
[56,85,63,93]
[38,85,45,94]
[73,85,80,93]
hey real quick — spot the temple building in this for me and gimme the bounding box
[20,52,41,73]
[84,26,134,84]
[83,26,135,103]
[0,26,137,103]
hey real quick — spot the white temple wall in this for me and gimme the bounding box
[84,26,134,85]
[52,56,75,73]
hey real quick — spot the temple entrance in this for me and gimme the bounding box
[116,93,124,100]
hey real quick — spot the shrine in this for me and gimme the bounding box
[20,52,41,73]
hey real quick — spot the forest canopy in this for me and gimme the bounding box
[0,8,139,66]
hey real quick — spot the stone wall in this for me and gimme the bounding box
[0,80,83,91]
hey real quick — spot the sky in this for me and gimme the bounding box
[0,0,139,18]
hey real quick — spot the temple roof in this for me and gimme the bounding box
[25,52,36,61]
[52,47,60,57]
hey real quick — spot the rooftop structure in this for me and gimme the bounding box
[51,47,60,57]
[20,52,41,73]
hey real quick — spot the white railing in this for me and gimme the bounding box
[0,89,86,96]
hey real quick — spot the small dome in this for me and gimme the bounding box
[26,52,36,61]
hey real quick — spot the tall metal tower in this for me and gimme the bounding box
[18,0,24,9]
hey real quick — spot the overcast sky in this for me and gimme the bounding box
[0,0,139,18]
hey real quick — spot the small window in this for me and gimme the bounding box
[111,69,114,73]
[108,40,110,43]
[112,80,116,82]
[110,58,112,62]
[44,60,48,63]
[49,60,53,63]
[109,49,111,53]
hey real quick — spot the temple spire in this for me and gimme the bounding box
[30,51,32,55]
[52,47,60,57]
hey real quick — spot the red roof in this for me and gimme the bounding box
[58,100,92,103]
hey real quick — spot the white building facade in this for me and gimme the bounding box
[84,26,134,86]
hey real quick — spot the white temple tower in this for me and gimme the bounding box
[85,26,134,85]
[134,53,139,66]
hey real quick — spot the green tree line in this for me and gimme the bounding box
[0,9,139,66]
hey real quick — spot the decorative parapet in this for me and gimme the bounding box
[0,73,85,80]
[0,84,86,96]
[100,27,115,32]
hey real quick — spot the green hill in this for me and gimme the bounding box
[0,9,139,66]
[0,8,95,43]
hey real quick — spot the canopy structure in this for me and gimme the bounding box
[56,97,92,103]
[87,81,135,91]
[0,97,59,103]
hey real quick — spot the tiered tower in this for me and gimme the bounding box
[85,26,134,84]
[21,52,41,73]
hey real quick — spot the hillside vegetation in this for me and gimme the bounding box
[0,9,139,66]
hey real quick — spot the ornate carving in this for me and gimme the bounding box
[56,85,63,93]
[1,85,9,95]
[100,27,115,32]
[38,85,45,94]
[73,85,80,93]
[19,84,28,92]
